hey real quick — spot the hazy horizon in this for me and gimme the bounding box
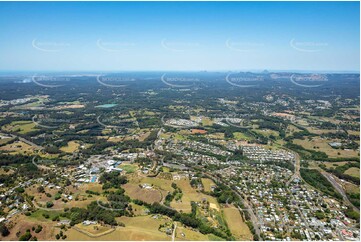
[0,1,359,72]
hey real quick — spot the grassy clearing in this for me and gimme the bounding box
[5,214,57,241]
[0,140,37,155]
[201,178,216,192]
[207,132,225,140]
[233,132,252,141]
[118,164,138,174]
[122,183,162,204]
[64,215,173,240]
[286,124,302,136]
[171,179,219,212]
[60,141,80,153]
[294,138,359,158]
[2,121,39,134]
[344,182,360,194]
[253,129,279,137]
[222,205,253,240]
[74,223,114,236]
[322,161,356,169]
[344,167,360,178]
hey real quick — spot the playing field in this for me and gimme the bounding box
[118,163,138,173]
[222,205,253,241]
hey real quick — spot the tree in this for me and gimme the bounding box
[0,223,10,237]
[19,231,32,241]
[37,186,45,193]
[46,201,54,208]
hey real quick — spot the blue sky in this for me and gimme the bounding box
[0,1,359,72]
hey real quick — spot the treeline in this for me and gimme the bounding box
[132,200,233,240]
[300,168,342,200]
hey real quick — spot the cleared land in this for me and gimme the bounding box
[0,140,37,155]
[201,178,216,192]
[344,167,360,178]
[222,205,253,241]
[122,183,162,204]
[66,216,172,241]
[60,141,80,153]
[170,179,220,212]
[2,121,39,134]
[233,132,252,141]
[294,138,359,158]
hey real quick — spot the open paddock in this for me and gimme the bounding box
[122,183,162,204]
[222,205,253,241]
[294,138,359,158]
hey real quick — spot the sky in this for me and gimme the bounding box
[0,1,359,72]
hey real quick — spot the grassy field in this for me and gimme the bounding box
[60,141,80,153]
[4,214,57,241]
[201,178,216,192]
[0,137,14,145]
[74,223,114,237]
[344,182,360,194]
[344,167,360,178]
[65,216,172,240]
[294,138,359,158]
[286,124,302,136]
[26,183,106,210]
[122,183,162,204]
[233,132,252,141]
[2,121,39,134]
[222,205,253,241]
[253,129,279,138]
[306,127,339,135]
[118,163,138,174]
[175,224,224,241]
[0,140,37,155]
[323,161,356,169]
[201,117,214,126]
[170,179,220,212]
[207,132,225,140]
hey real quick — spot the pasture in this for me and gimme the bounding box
[294,138,359,158]
[344,167,360,178]
[122,183,162,204]
[222,205,253,241]
[2,121,39,134]
[201,178,216,192]
[60,141,80,153]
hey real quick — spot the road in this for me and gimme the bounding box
[321,171,359,212]
[9,134,44,150]
[286,150,301,186]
